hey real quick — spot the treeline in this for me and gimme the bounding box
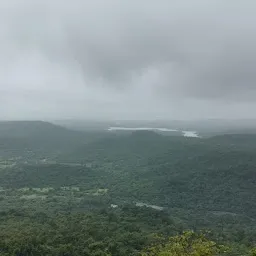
[0,207,180,256]
[0,208,255,256]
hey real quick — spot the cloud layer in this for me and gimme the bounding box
[1,0,256,119]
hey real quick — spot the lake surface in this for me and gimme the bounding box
[108,127,178,132]
[182,131,199,137]
[135,202,164,211]
[108,127,199,138]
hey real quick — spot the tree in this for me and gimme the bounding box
[250,248,256,256]
[141,231,229,256]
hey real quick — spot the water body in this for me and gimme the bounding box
[109,202,163,211]
[108,127,178,132]
[182,131,199,137]
[135,202,164,211]
[108,127,199,138]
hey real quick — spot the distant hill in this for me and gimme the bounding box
[207,134,256,150]
[54,131,256,218]
[0,121,118,159]
[1,122,256,218]
[0,121,91,158]
[0,121,73,138]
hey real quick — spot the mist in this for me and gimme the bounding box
[1,0,256,120]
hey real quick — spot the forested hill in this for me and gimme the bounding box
[0,121,112,158]
[1,122,256,217]
[0,121,82,138]
[1,121,256,255]
[54,129,256,217]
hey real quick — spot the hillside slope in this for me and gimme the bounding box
[1,128,255,218]
[0,121,89,158]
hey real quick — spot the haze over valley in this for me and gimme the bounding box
[1,0,256,255]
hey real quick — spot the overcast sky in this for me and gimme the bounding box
[1,0,256,120]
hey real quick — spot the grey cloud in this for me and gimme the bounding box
[1,0,256,119]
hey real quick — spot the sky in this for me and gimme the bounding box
[1,0,256,120]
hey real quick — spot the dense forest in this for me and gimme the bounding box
[0,121,256,255]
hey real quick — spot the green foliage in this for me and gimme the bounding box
[250,248,256,256]
[1,121,256,255]
[142,231,229,256]
[0,208,180,256]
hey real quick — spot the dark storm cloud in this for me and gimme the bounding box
[1,0,256,119]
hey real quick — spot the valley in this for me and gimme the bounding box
[1,121,256,255]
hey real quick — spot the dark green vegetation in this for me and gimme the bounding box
[0,121,256,255]
[0,207,182,256]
